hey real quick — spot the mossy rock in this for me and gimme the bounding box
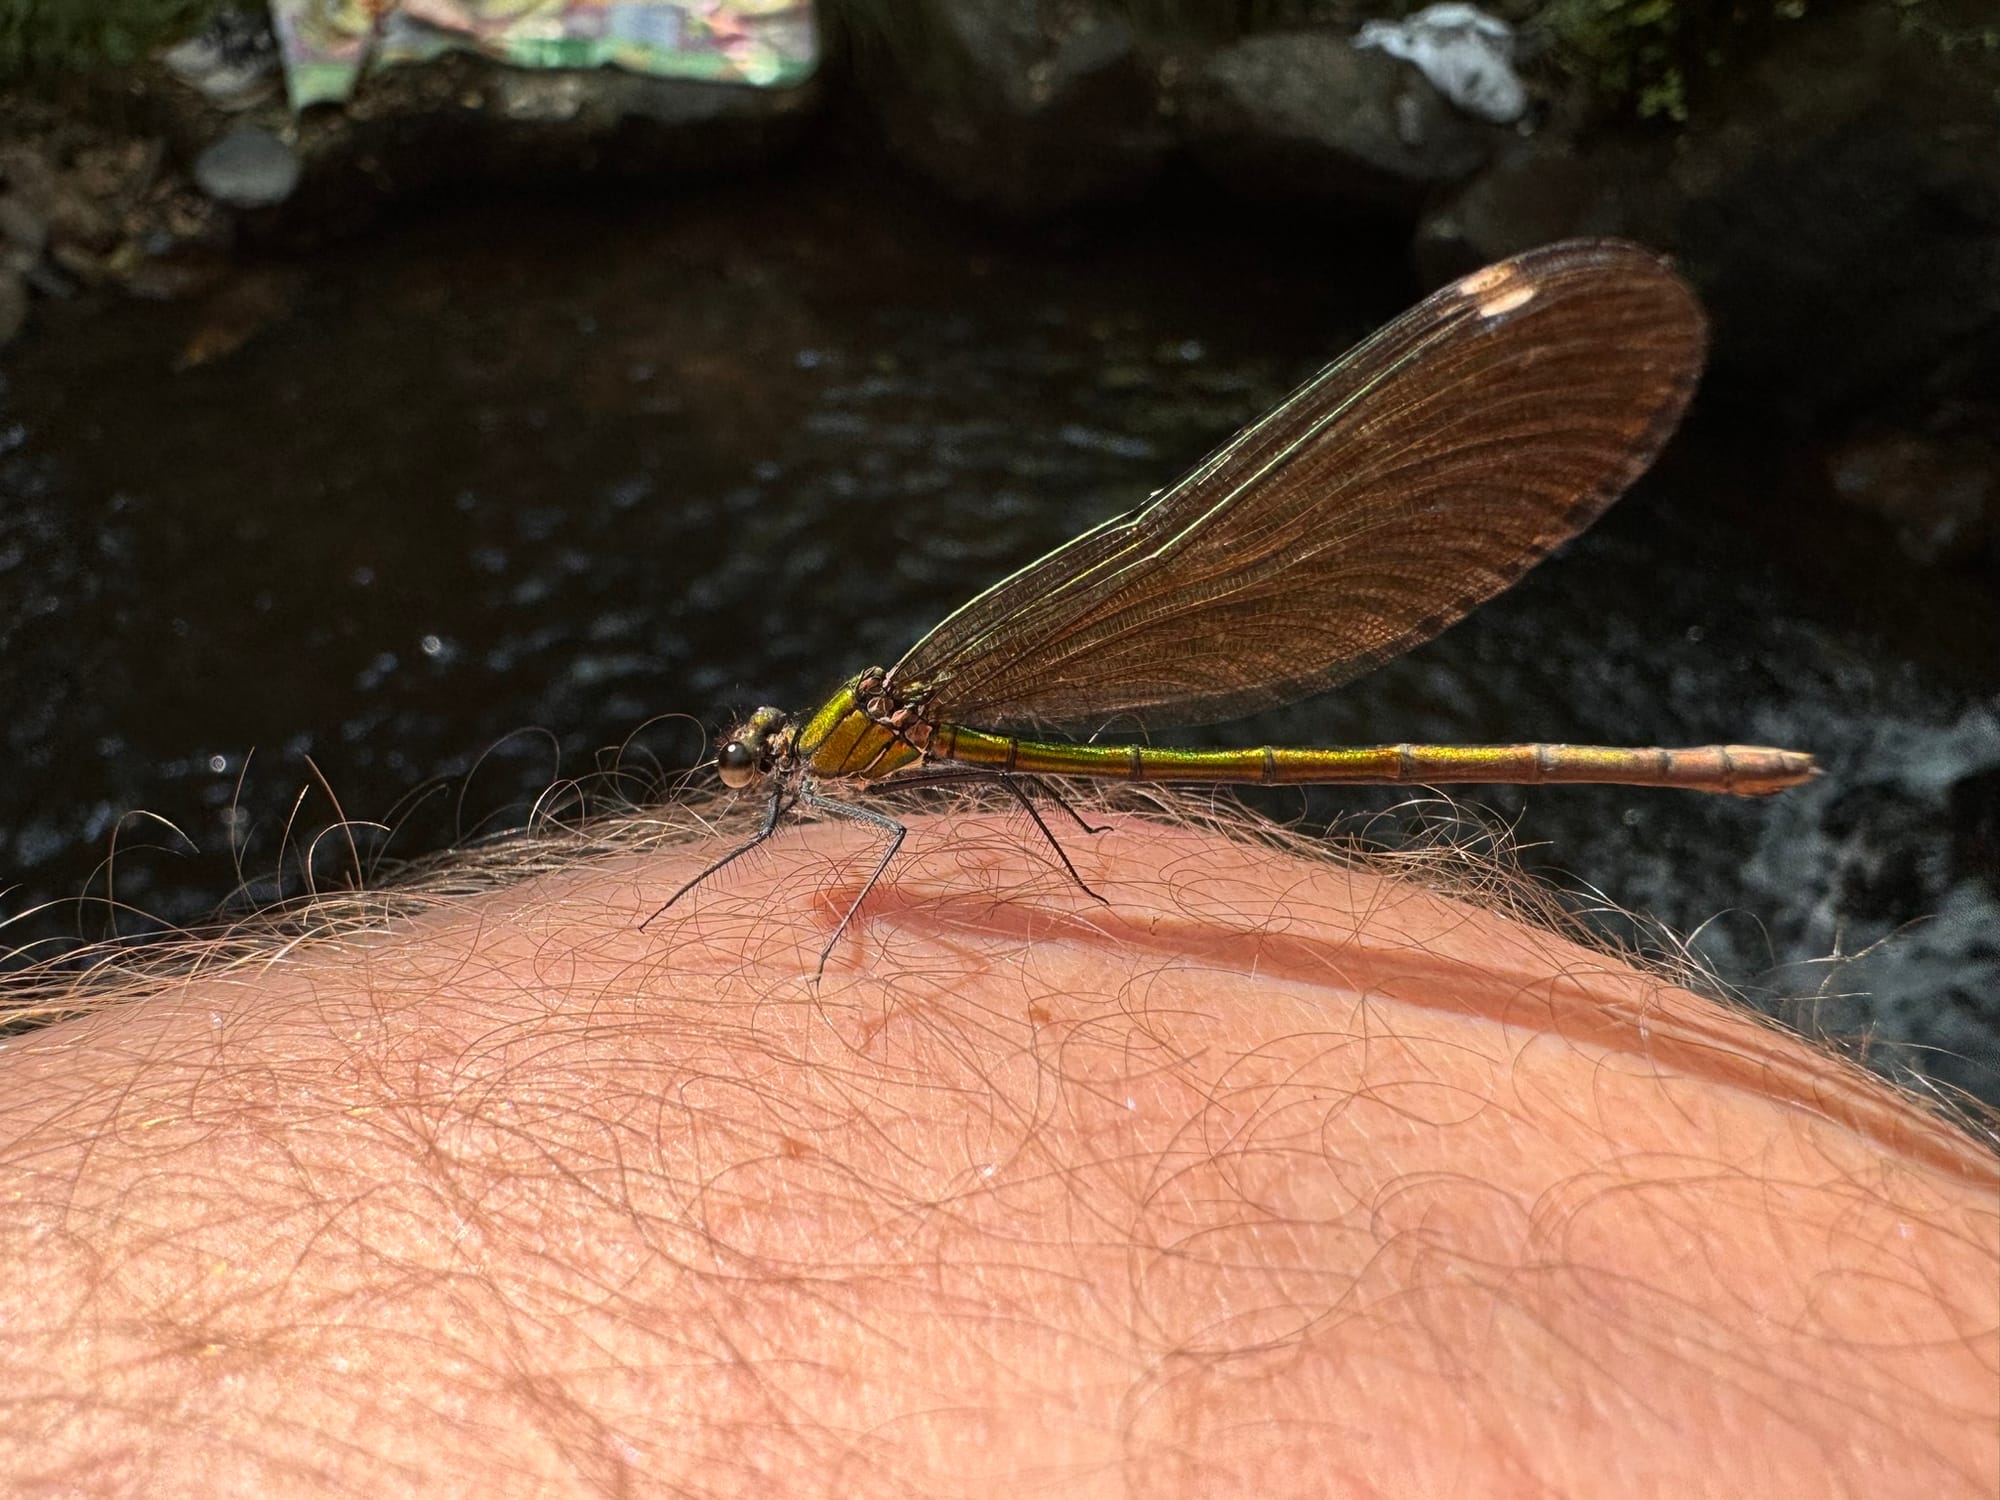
[1539,0,1810,122]
[0,0,244,78]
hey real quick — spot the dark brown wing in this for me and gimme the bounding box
[892,238,1707,732]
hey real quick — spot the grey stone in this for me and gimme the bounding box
[1177,31,1499,210]
[857,0,1169,218]
[194,124,301,209]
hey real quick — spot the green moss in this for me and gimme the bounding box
[1894,0,2000,56]
[0,0,230,77]
[1539,0,1811,121]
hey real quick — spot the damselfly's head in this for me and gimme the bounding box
[717,706,795,788]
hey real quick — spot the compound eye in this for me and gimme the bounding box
[717,741,758,789]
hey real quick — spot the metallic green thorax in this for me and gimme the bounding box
[797,680,925,780]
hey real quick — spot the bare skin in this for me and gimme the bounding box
[0,809,1994,1498]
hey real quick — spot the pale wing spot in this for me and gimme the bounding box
[1456,262,1516,297]
[1479,283,1538,318]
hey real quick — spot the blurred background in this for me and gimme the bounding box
[0,0,1994,1102]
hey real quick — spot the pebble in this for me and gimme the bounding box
[193,125,301,209]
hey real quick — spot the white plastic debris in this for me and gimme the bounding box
[1354,3,1527,125]
[162,10,280,110]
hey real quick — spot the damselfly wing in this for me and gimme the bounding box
[653,239,1817,967]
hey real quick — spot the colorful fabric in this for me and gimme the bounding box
[270,0,817,108]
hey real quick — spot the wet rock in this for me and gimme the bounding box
[32,141,147,255]
[1410,134,1672,285]
[194,123,301,208]
[1177,30,1499,212]
[0,123,194,295]
[1826,427,1995,570]
[853,0,1168,218]
[1418,3,2000,419]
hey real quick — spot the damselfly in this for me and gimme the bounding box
[653,239,1816,967]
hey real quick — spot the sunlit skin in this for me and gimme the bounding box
[0,810,1992,1496]
[0,241,1885,1494]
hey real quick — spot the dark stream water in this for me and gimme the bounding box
[2,168,1995,1102]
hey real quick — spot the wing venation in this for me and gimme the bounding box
[891,238,1707,733]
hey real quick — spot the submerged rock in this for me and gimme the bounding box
[1827,428,1995,570]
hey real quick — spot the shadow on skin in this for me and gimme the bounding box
[0,808,1994,1496]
